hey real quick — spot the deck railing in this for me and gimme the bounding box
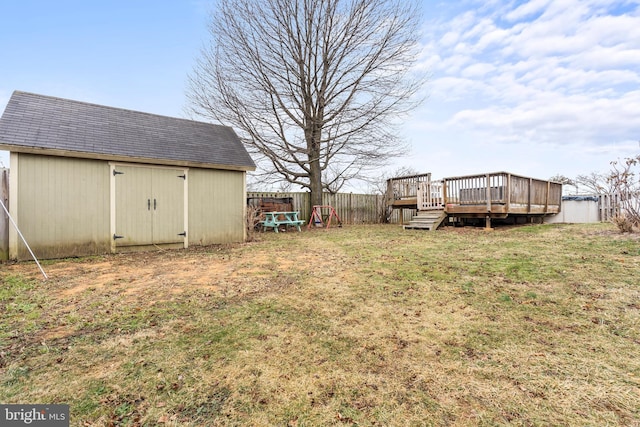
[444,173,506,206]
[443,172,562,214]
[385,173,431,204]
[417,180,444,210]
[385,171,562,216]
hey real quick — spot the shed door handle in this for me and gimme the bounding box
[154,199,157,210]
[147,199,150,210]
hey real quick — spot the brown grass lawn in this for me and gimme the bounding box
[1,223,639,426]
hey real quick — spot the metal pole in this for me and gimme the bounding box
[0,198,48,280]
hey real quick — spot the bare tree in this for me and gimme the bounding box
[187,0,425,206]
[549,174,577,193]
[370,166,420,196]
[549,174,574,185]
[608,154,640,231]
[574,171,615,194]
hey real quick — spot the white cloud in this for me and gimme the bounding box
[447,89,640,148]
[428,76,491,100]
[415,0,640,161]
[474,26,510,51]
[460,62,496,78]
[439,51,473,73]
[440,31,459,47]
[570,45,640,70]
[505,0,553,22]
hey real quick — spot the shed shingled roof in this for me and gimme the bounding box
[0,91,255,171]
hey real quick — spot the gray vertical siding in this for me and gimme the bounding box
[15,154,111,259]
[189,169,246,245]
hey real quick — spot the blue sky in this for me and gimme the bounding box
[1,0,639,189]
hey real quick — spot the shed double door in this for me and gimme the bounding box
[114,165,186,247]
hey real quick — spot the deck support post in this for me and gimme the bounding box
[485,215,492,230]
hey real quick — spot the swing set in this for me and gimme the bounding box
[306,205,342,230]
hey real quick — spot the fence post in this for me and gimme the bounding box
[349,192,353,224]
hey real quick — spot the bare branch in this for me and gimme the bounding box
[607,154,640,231]
[187,0,426,205]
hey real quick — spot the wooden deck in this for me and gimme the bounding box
[386,173,433,210]
[386,172,562,226]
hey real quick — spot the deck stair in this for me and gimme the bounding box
[403,209,447,231]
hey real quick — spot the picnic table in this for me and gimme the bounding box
[260,211,305,232]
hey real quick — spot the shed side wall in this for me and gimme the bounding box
[16,154,110,259]
[189,169,246,245]
[0,169,8,260]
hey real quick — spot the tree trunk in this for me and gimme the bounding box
[308,124,323,209]
[309,157,323,210]
[306,116,323,209]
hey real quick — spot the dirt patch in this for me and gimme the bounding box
[2,242,339,304]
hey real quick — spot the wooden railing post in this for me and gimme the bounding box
[528,178,532,213]
[545,181,550,213]
[442,179,448,208]
[486,173,491,213]
[427,173,433,210]
[506,173,511,212]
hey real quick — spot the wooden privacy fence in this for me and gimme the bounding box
[599,193,621,221]
[247,191,397,224]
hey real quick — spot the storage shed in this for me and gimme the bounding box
[0,91,255,260]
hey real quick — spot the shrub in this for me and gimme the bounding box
[611,214,634,233]
[608,154,640,232]
[246,205,261,241]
